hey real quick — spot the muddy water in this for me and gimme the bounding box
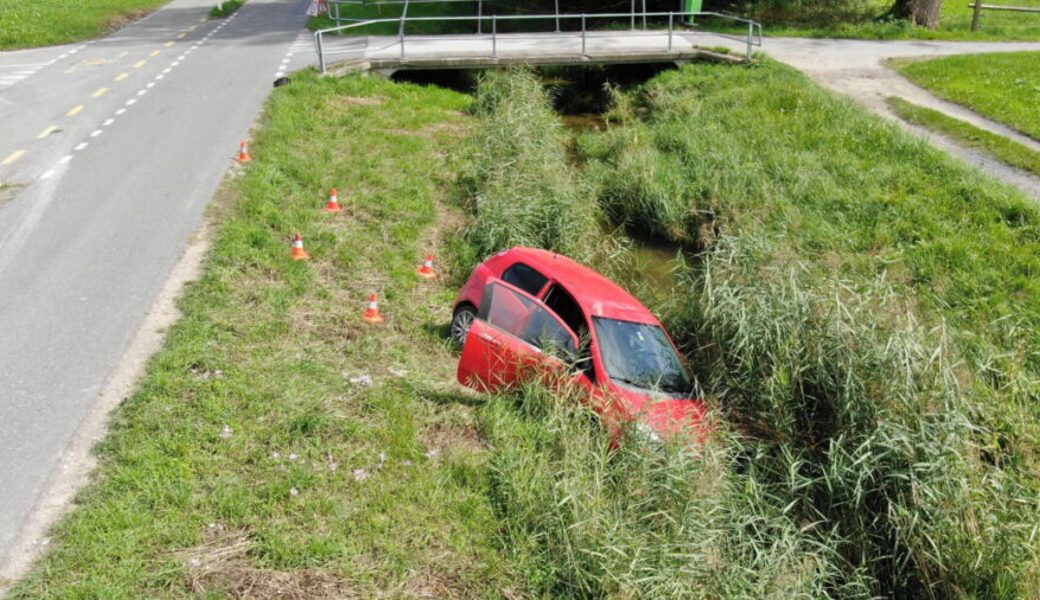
[628,232,688,290]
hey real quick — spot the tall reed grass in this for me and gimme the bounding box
[461,63,1039,597]
[456,68,599,269]
[668,238,1037,598]
[481,383,868,598]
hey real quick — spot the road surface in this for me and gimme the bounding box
[0,0,312,578]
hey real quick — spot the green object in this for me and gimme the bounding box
[684,0,702,24]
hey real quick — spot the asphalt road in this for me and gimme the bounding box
[0,0,311,569]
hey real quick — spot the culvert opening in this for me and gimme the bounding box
[388,62,678,115]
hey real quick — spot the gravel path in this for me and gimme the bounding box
[756,37,1040,200]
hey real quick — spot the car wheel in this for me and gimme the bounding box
[451,304,477,346]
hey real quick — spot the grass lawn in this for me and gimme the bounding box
[0,0,173,50]
[307,1,478,35]
[747,0,1040,39]
[8,71,525,598]
[304,0,1040,41]
[887,96,1040,175]
[894,52,1040,140]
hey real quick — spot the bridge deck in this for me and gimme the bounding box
[319,30,749,72]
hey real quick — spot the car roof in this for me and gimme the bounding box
[501,247,659,325]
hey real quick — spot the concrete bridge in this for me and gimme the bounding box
[313,11,762,75]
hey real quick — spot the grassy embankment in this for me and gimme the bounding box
[460,65,1040,597]
[13,54,1040,599]
[894,52,1040,139]
[0,0,171,50]
[10,72,524,598]
[886,96,1040,175]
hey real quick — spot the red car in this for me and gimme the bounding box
[452,247,708,442]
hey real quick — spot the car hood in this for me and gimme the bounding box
[641,397,709,438]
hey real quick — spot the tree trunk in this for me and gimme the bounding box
[888,0,944,28]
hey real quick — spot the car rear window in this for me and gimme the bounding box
[502,262,548,297]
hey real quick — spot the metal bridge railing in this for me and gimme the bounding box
[313,10,763,74]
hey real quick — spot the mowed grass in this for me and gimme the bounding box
[9,72,523,598]
[894,52,1040,139]
[887,95,1040,175]
[748,0,1040,40]
[307,0,477,35]
[0,0,170,50]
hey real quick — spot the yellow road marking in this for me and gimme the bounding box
[133,60,147,68]
[91,87,108,97]
[116,51,129,58]
[149,50,161,57]
[36,126,57,139]
[64,67,76,74]
[115,72,129,81]
[176,32,187,39]
[164,41,174,47]
[1,150,25,166]
[66,105,85,117]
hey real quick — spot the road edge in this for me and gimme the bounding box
[0,220,214,596]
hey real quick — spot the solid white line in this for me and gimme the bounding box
[74,142,88,151]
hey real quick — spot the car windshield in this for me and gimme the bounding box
[593,317,692,394]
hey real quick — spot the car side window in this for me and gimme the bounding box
[543,285,587,340]
[542,284,596,380]
[502,262,548,297]
[480,282,577,362]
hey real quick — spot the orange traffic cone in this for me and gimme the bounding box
[325,188,343,213]
[416,254,437,280]
[363,293,385,324]
[237,141,252,163]
[290,232,310,261]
